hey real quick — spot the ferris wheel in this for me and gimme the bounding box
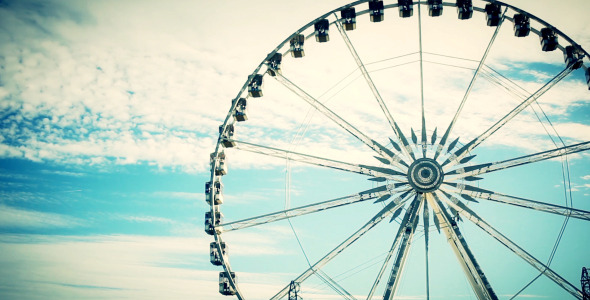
[206,1,590,299]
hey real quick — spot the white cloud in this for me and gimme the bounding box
[0,204,83,228]
[40,169,86,177]
[1,2,588,300]
[0,234,293,300]
[152,191,201,200]
[1,0,589,174]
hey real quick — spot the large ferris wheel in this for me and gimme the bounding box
[205,1,590,299]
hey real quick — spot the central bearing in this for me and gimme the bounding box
[407,158,444,193]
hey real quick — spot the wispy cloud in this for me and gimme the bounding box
[0,234,291,300]
[0,204,83,229]
[40,169,85,177]
[1,0,588,174]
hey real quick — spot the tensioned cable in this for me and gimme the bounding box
[423,51,480,63]
[420,52,576,298]
[281,53,420,300]
[477,65,574,300]
[318,269,356,300]
[418,2,427,158]
[282,49,423,297]
[331,251,389,280]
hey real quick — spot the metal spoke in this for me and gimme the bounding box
[316,269,357,300]
[366,192,418,300]
[383,195,422,300]
[445,140,590,179]
[433,8,507,161]
[423,196,430,300]
[439,194,584,299]
[274,73,409,169]
[442,183,590,221]
[219,184,405,232]
[442,66,576,167]
[270,196,410,300]
[417,3,427,158]
[334,15,416,161]
[429,193,498,300]
[231,139,406,179]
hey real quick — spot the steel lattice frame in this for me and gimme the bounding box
[206,1,590,299]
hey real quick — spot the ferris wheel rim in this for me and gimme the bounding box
[207,1,590,299]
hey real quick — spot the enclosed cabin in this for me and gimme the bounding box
[210,151,227,176]
[428,0,443,17]
[484,3,502,27]
[205,210,223,235]
[340,7,356,31]
[219,272,237,296]
[205,179,224,205]
[513,14,530,37]
[456,0,473,20]
[314,19,330,43]
[248,74,263,98]
[369,1,384,22]
[233,98,248,122]
[290,34,305,58]
[564,45,584,70]
[219,124,236,147]
[398,0,413,18]
[210,242,226,266]
[266,53,282,77]
[540,28,558,52]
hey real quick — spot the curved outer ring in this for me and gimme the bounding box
[208,1,589,298]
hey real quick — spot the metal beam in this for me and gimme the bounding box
[445,141,590,179]
[442,183,590,221]
[270,196,410,300]
[231,139,406,179]
[334,16,416,161]
[440,194,584,299]
[434,8,506,161]
[220,184,403,232]
[442,66,575,168]
[366,193,418,300]
[383,196,422,300]
[423,196,431,300]
[429,193,498,300]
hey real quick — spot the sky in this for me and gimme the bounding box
[1,0,590,299]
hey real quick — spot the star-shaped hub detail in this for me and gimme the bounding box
[407,158,444,193]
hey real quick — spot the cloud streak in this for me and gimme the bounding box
[1,0,587,174]
[0,204,83,229]
[0,233,293,300]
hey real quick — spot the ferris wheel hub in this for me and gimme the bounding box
[407,158,444,193]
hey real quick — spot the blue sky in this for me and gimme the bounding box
[1,0,590,299]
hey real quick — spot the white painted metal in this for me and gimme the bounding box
[433,7,506,161]
[446,141,590,179]
[219,184,403,232]
[443,66,576,168]
[439,193,584,299]
[334,13,416,162]
[442,183,590,221]
[231,139,406,179]
[270,197,410,300]
[383,197,422,300]
[207,1,590,299]
[274,73,407,171]
[428,193,498,300]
